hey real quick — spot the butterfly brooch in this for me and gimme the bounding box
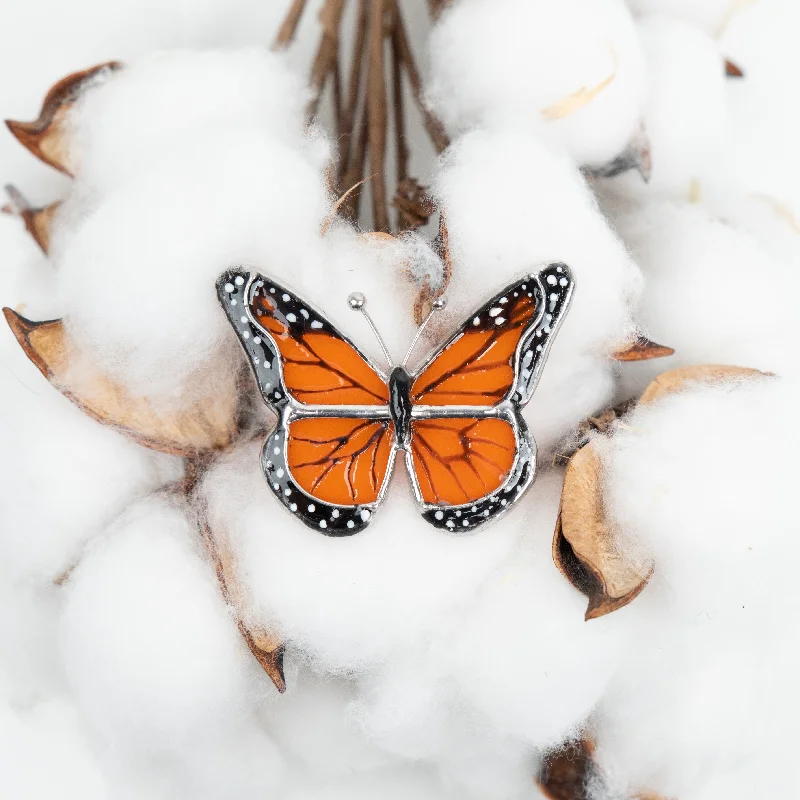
[217,263,574,536]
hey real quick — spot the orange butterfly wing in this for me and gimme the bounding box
[408,266,574,530]
[287,417,395,506]
[410,417,517,505]
[246,275,388,406]
[410,287,539,406]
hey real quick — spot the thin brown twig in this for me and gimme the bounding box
[392,3,450,154]
[306,0,348,121]
[338,0,369,183]
[273,0,310,49]
[340,98,370,220]
[367,0,389,231]
[390,2,408,187]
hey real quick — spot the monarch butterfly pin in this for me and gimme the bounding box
[217,263,574,536]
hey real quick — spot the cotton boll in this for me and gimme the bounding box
[266,669,396,776]
[722,0,800,213]
[624,16,728,199]
[444,471,627,748]
[0,694,107,799]
[201,440,523,673]
[60,495,262,750]
[626,0,744,35]
[71,49,312,196]
[428,0,647,167]
[0,0,319,194]
[611,199,800,399]
[0,364,181,581]
[591,377,800,798]
[57,127,330,401]
[432,128,640,443]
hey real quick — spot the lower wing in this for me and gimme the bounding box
[407,414,535,532]
[263,415,396,536]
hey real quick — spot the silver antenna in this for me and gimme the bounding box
[402,296,447,367]
[347,292,394,368]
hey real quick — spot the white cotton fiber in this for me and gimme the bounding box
[432,128,641,446]
[60,495,262,750]
[609,199,800,398]
[428,0,647,167]
[444,476,627,749]
[201,439,523,673]
[624,16,728,200]
[590,376,800,798]
[0,694,107,799]
[0,360,181,582]
[56,126,329,401]
[626,0,745,34]
[70,49,313,195]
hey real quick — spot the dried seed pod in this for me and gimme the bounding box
[553,442,653,621]
[3,309,238,456]
[554,364,767,620]
[5,61,121,176]
[612,336,674,362]
[537,739,597,800]
[4,184,60,253]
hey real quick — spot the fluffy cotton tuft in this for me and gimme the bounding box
[70,49,313,195]
[428,0,647,167]
[584,375,800,798]
[607,198,800,398]
[60,495,264,748]
[433,127,641,448]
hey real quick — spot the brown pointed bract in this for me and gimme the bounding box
[5,61,121,176]
[612,337,675,362]
[4,184,60,253]
[199,510,286,693]
[3,309,238,456]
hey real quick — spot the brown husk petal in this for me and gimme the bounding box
[198,506,285,692]
[554,364,768,620]
[4,184,60,253]
[5,61,121,176]
[3,309,238,457]
[612,337,674,362]
[638,364,767,405]
[553,443,653,621]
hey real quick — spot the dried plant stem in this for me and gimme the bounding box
[307,0,348,120]
[337,0,369,183]
[390,4,409,186]
[391,2,450,154]
[273,0,310,49]
[367,0,389,231]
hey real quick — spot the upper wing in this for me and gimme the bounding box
[410,264,574,408]
[217,269,389,410]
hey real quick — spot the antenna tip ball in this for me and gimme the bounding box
[347,292,366,310]
[432,296,447,310]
